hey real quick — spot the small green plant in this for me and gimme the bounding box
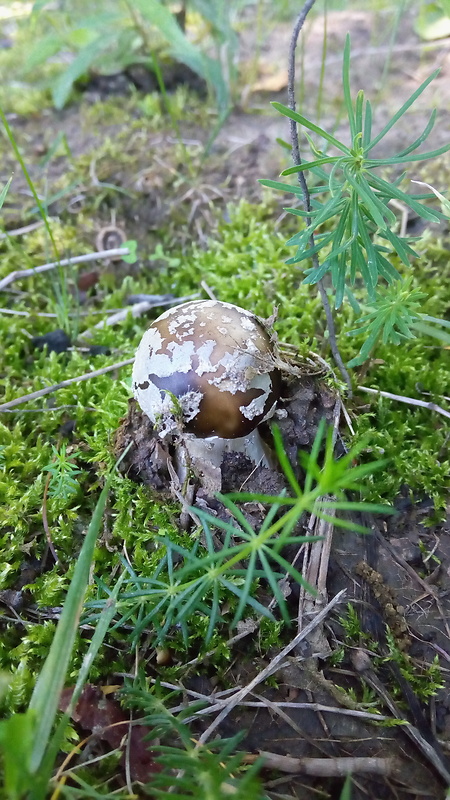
[418,538,442,571]
[43,444,84,501]
[85,422,390,647]
[26,0,233,119]
[261,34,450,365]
[382,628,444,701]
[124,685,264,799]
[339,602,369,642]
[338,606,444,706]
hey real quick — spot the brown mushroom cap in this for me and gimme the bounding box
[132,299,280,439]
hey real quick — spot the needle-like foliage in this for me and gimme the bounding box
[85,421,391,645]
[261,35,450,364]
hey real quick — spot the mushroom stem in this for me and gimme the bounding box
[177,429,272,495]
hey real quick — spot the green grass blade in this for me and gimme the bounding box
[395,109,436,157]
[355,90,364,137]
[259,178,306,196]
[0,177,12,210]
[365,140,450,166]
[28,472,116,774]
[231,550,258,627]
[382,227,415,266]
[271,424,302,496]
[272,102,351,155]
[286,231,335,265]
[343,168,386,229]
[0,107,59,261]
[281,156,340,175]
[364,69,440,153]
[286,196,345,245]
[342,35,356,141]
[284,206,320,218]
[412,321,450,344]
[362,98,372,148]
[32,575,127,800]
[368,173,443,221]
[303,418,326,495]
[421,314,450,329]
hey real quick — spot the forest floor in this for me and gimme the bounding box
[0,4,450,799]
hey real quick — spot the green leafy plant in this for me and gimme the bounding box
[382,628,444,702]
[415,0,450,41]
[338,605,444,705]
[346,277,428,367]
[261,34,450,365]
[26,0,233,117]
[124,686,264,799]
[85,422,390,647]
[0,178,12,214]
[43,444,84,501]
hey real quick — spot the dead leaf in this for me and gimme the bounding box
[252,69,288,93]
[59,684,160,783]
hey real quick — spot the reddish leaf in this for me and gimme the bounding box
[59,684,160,783]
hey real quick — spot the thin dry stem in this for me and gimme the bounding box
[287,1,352,395]
[0,358,134,412]
[359,385,450,420]
[0,247,130,291]
[245,752,396,777]
[196,589,346,745]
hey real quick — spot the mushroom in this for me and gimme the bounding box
[132,299,281,492]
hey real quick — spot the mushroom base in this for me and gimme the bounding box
[176,429,274,495]
[115,376,338,508]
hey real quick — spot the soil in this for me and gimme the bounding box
[1,5,450,800]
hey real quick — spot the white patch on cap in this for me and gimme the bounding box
[168,312,198,335]
[195,339,219,376]
[239,373,272,420]
[240,315,257,331]
[180,391,203,423]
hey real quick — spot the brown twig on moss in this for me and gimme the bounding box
[287,1,352,395]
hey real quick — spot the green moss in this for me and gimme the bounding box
[0,187,448,716]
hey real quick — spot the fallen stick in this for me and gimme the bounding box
[196,589,346,745]
[359,385,450,420]
[0,247,130,291]
[0,358,134,412]
[245,752,396,777]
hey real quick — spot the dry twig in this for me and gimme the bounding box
[195,589,346,746]
[0,358,134,412]
[359,385,450,420]
[244,752,396,777]
[287,0,352,395]
[0,247,130,291]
